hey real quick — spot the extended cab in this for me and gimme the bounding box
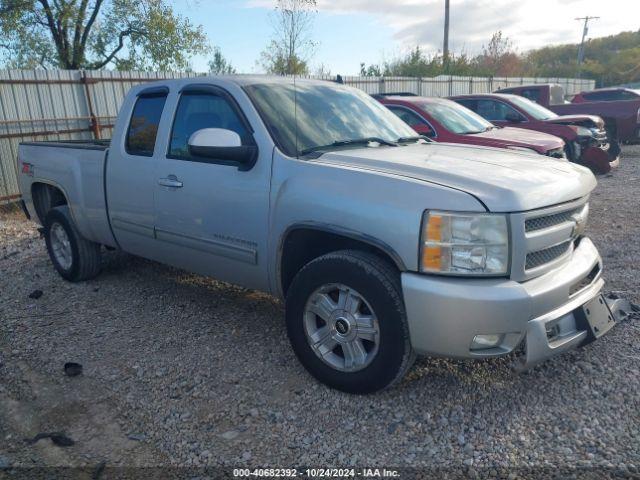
[496,84,640,145]
[17,77,629,393]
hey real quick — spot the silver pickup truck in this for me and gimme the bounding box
[17,76,627,393]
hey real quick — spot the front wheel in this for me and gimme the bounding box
[44,206,101,282]
[285,250,414,394]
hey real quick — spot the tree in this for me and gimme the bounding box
[0,0,209,70]
[359,62,382,77]
[208,46,236,75]
[260,0,317,75]
[525,30,640,86]
[475,31,523,76]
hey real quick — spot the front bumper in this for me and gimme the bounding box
[401,237,623,369]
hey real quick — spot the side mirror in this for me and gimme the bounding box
[188,128,257,169]
[505,112,523,123]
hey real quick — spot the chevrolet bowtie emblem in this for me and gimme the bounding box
[571,211,586,237]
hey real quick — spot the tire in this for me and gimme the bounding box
[44,206,101,282]
[285,250,415,394]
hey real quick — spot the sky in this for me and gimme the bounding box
[176,0,640,75]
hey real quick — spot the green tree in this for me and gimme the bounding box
[260,0,317,75]
[360,47,477,78]
[208,46,236,75]
[524,30,640,86]
[0,0,209,70]
[359,62,382,77]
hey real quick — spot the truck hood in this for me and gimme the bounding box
[473,127,564,152]
[311,143,596,212]
[545,114,604,129]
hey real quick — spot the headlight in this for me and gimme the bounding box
[569,125,593,137]
[420,211,509,275]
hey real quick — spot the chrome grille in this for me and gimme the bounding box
[525,207,581,232]
[510,197,589,281]
[526,241,572,270]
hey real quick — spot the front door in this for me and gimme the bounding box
[153,85,271,291]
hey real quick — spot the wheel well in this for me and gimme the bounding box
[31,183,67,223]
[280,228,403,296]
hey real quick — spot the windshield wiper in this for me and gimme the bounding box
[396,135,431,143]
[300,137,398,156]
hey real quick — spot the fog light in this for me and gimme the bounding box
[470,334,504,351]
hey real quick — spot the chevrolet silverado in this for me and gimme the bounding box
[17,77,629,393]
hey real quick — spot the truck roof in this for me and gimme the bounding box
[130,75,337,90]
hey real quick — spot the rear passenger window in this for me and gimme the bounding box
[169,93,249,160]
[126,94,167,156]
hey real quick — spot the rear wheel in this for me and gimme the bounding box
[44,206,101,282]
[285,250,414,394]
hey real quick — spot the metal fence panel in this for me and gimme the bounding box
[0,69,596,203]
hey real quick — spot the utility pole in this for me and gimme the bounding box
[443,0,450,72]
[575,16,599,76]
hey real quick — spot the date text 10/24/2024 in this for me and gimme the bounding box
[233,468,400,478]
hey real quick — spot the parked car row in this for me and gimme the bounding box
[374,91,621,174]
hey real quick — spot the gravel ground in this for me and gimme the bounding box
[1,146,639,479]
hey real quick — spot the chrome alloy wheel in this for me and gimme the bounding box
[303,283,380,372]
[50,222,73,270]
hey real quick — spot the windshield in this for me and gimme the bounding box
[243,81,416,157]
[508,95,558,120]
[419,99,493,134]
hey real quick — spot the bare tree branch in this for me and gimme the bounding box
[37,0,67,65]
[79,0,103,51]
[89,27,139,69]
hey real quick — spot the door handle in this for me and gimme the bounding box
[158,175,183,188]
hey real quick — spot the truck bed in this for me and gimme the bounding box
[20,139,111,150]
[18,139,117,248]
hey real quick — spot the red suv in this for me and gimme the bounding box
[449,93,617,174]
[377,95,566,159]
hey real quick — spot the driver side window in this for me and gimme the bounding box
[388,106,434,136]
[169,93,250,160]
[476,100,524,122]
[388,106,427,126]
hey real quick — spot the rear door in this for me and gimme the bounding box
[153,84,271,291]
[106,86,169,257]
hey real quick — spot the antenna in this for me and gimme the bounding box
[293,73,299,157]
